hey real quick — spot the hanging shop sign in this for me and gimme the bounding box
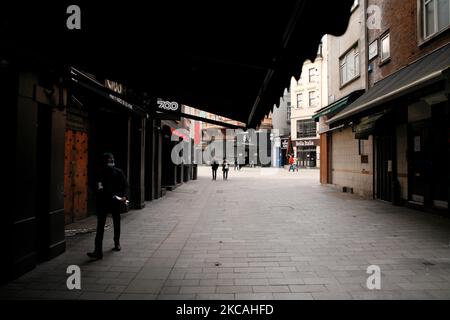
[157,99,181,113]
[281,138,289,150]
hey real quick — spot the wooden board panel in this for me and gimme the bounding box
[64,130,89,224]
[64,130,74,224]
[73,131,88,221]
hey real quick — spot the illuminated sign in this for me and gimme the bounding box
[105,79,124,94]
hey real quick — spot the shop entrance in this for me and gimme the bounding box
[297,148,317,168]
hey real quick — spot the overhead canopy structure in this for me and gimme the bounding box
[329,43,450,125]
[2,0,354,127]
[312,90,365,122]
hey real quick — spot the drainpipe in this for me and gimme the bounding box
[364,0,370,92]
[363,0,376,200]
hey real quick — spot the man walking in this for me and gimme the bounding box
[211,159,219,180]
[222,158,230,180]
[87,153,128,260]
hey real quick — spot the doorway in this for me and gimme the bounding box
[376,135,394,202]
[408,120,431,206]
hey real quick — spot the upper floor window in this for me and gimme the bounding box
[297,119,317,139]
[297,93,303,108]
[380,33,391,62]
[309,91,317,107]
[308,68,316,83]
[424,0,450,39]
[340,45,360,86]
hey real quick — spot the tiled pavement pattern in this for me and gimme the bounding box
[1,167,450,300]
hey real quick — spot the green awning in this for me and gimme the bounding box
[312,90,365,122]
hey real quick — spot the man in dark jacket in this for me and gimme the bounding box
[87,153,129,259]
[211,159,219,180]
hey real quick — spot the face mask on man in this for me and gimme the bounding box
[107,161,115,168]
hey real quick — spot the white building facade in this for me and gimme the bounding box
[290,39,328,168]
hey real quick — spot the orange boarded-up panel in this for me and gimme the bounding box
[73,131,88,221]
[64,130,89,224]
[64,130,74,224]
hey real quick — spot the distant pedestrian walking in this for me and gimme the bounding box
[222,158,230,180]
[234,158,239,171]
[211,159,219,180]
[288,155,295,172]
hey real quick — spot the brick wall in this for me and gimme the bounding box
[368,0,450,87]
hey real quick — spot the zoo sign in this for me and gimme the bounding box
[157,99,180,112]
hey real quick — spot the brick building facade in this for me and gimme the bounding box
[316,0,449,212]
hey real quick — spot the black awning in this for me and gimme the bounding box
[354,112,387,140]
[70,68,147,116]
[3,1,355,127]
[330,43,450,124]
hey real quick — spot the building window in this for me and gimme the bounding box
[309,91,317,107]
[287,102,291,121]
[368,40,378,61]
[297,119,317,139]
[424,0,450,39]
[297,93,303,108]
[308,68,315,83]
[380,33,391,62]
[340,45,360,86]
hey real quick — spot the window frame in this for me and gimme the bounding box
[339,44,360,87]
[380,32,391,63]
[368,39,379,61]
[422,0,450,40]
[296,93,303,108]
[309,91,316,107]
[308,68,315,83]
[296,119,317,139]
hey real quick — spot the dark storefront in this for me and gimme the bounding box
[296,139,319,168]
[328,44,450,214]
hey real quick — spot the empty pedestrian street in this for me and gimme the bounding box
[1,167,449,300]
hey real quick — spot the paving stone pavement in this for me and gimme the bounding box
[1,167,450,300]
